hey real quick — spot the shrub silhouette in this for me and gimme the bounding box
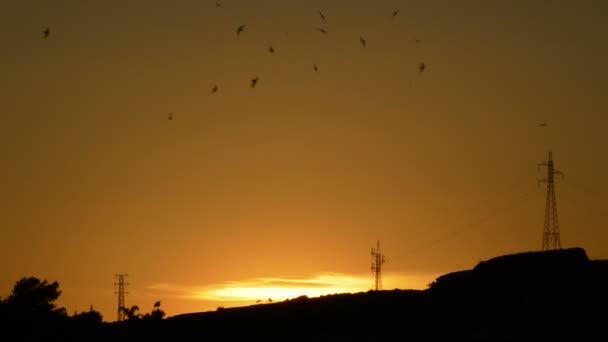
[72,305,103,324]
[143,300,166,320]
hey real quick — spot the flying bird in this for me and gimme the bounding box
[360,36,366,47]
[539,122,548,127]
[268,46,275,54]
[236,24,246,36]
[168,112,173,120]
[154,301,161,308]
[313,64,318,72]
[251,76,259,88]
[418,63,426,73]
[42,27,50,38]
[215,1,222,7]
[317,27,327,34]
[318,10,327,23]
[211,85,218,94]
[392,10,400,18]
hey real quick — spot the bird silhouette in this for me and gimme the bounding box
[317,27,327,34]
[211,85,218,94]
[236,24,246,36]
[268,46,275,54]
[392,10,400,18]
[42,27,50,38]
[251,76,259,88]
[539,122,548,127]
[154,301,161,308]
[313,64,318,72]
[318,10,327,23]
[418,63,426,73]
[360,36,367,47]
[215,1,222,7]
[168,112,173,120]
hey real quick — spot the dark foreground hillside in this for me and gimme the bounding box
[6,247,608,341]
[107,247,608,341]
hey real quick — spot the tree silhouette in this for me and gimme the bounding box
[4,276,66,317]
[0,277,70,339]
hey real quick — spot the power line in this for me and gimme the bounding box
[561,178,608,205]
[392,185,538,264]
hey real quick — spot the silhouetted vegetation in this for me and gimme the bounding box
[72,305,103,325]
[1,248,607,340]
[0,276,168,339]
[3,276,65,317]
[143,301,166,321]
[0,276,69,338]
[121,305,142,320]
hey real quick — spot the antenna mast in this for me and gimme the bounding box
[115,274,129,321]
[371,240,388,291]
[539,152,563,251]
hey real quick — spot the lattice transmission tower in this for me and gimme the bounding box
[114,274,129,321]
[371,240,388,291]
[539,152,563,251]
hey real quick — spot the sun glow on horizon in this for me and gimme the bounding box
[192,273,369,302]
[180,272,436,303]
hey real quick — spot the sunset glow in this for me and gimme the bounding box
[157,272,435,304]
[193,273,370,302]
[2,0,607,322]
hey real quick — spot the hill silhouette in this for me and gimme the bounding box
[3,247,606,340]
[102,247,607,341]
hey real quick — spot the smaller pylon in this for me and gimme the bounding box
[371,241,388,291]
[115,274,129,322]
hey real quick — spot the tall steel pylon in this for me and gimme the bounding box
[539,152,563,251]
[115,274,129,321]
[371,240,388,291]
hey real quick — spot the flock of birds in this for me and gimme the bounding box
[228,9,427,96]
[40,7,546,127]
[41,5,429,122]
[42,5,427,120]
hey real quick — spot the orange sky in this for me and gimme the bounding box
[1,0,607,321]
